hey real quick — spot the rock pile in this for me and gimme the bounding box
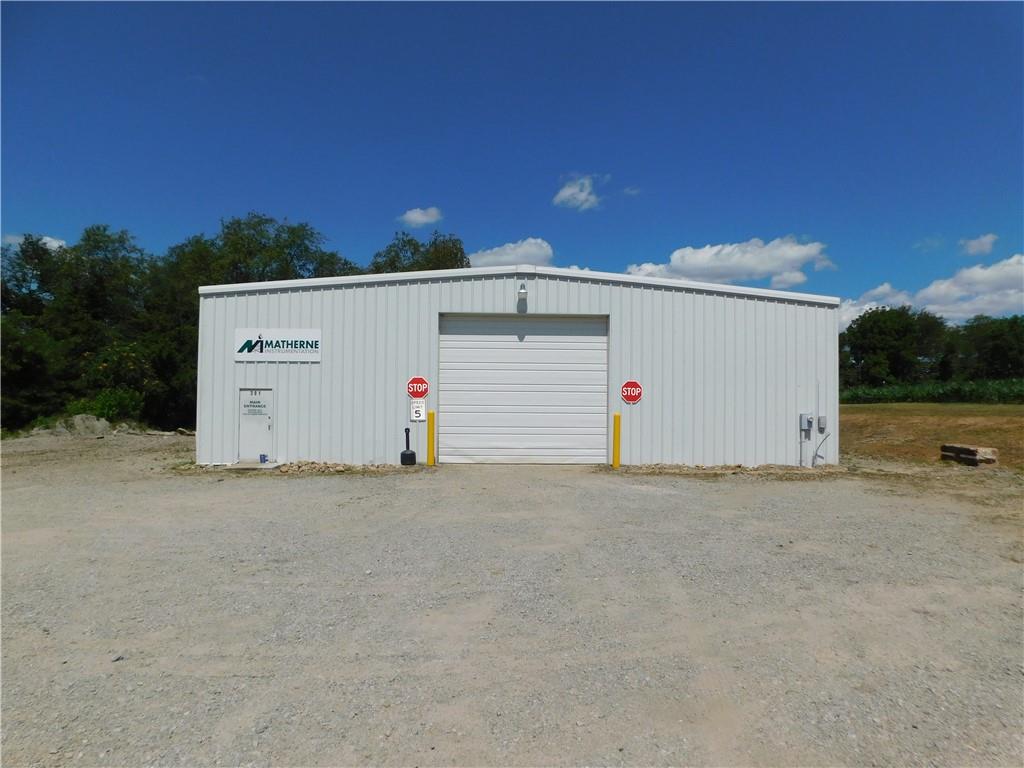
[30,414,111,437]
[276,462,414,475]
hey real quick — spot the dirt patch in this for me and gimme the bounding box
[841,402,1024,470]
[615,463,848,480]
[619,453,1023,521]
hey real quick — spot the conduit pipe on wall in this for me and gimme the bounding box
[812,432,832,468]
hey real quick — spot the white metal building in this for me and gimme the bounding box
[196,265,839,467]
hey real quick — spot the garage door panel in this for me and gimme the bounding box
[442,412,606,428]
[441,340,607,352]
[440,348,607,364]
[440,364,606,375]
[439,315,608,464]
[441,390,607,407]
[443,406,605,416]
[439,434,606,449]
[440,368,604,386]
[443,426,606,435]
[441,449,607,464]
[439,316,607,338]
[440,382,607,391]
[442,447,608,455]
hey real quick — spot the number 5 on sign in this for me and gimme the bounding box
[410,399,426,422]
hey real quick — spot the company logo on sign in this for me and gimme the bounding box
[234,329,321,362]
[237,335,319,354]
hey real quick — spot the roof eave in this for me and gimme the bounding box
[198,264,840,306]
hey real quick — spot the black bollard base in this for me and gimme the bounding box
[400,427,416,465]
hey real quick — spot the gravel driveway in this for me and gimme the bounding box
[2,435,1021,766]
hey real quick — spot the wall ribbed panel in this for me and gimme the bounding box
[197,273,839,466]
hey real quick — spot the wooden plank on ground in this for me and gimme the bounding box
[940,444,998,466]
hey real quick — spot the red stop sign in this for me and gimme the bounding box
[407,376,429,398]
[621,380,643,404]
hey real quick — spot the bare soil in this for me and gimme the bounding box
[840,403,1024,471]
[2,434,1022,766]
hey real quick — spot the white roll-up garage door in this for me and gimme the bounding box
[439,315,608,464]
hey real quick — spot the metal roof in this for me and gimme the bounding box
[198,264,840,306]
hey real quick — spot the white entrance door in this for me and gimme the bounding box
[439,315,608,463]
[238,389,274,462]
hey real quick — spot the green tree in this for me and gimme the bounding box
[141,213,361,427]
[368,231,470,274]
[0,310,65,426]
[959,315,1024,380]
[914,310,950,381]
[839,306,948,387]
[2,214,481,432]
[2,236,67,425]
[1,228,150,428]
[215,213,361,283]
[840,307,1023,396]
[1,234,56,315]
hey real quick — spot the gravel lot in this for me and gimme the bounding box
[2,434,1022,766]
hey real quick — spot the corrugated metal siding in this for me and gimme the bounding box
[197,272,839,467]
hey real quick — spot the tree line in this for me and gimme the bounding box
[840,306,1023,397]
[3,213,1021,432]
[1,213,470,430]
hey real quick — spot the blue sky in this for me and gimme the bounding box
[3,2,1022,324]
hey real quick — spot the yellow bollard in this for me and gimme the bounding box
[427,410,436,466]
[612,412,621,468]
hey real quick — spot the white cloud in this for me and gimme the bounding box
[623,186,641,196]
[468,237,554,268]
[959,233,998,256]
[838,283,914,329]
[770,271,807,289]
[626,235,833,288]
[839,254,1024,329]
[912,236,944,252]
[564,264,592,272]
[552,176,601,211]
[2,234,66,250]
[916,254,1024,319]
[861,282,915,305]
[398,206,443,228]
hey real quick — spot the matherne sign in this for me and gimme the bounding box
[234,329,322,362]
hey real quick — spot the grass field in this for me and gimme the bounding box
[840,403,1024,471]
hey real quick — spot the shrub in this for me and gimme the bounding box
[65,387,145,421]
[841,379,1024,404]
